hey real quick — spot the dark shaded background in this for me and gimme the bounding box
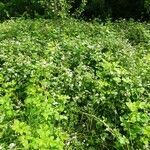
[0,0,149,21]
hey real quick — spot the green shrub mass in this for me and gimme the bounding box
[0,18,150,149]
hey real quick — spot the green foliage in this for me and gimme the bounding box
[71,0,149,20]
[145,0,150,14]
[0,18,150,149]
[120,101,150,149]
[0,0,149,20]
[0,0,70,19]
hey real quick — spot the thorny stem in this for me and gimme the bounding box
[80,111,114,135]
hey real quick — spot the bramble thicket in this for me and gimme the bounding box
[0,1,150,150]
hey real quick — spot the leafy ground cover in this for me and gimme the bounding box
[0,18,150,149]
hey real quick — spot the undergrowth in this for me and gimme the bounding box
[0,18,150,149]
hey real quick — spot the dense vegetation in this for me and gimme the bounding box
[0,18,150,149]
[0,0,150,149]
[0,0,150,20]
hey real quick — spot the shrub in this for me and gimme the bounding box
[71,0,149,20]
[0,0,149,20]
[0,0,70,19]
[0,18,150,149]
